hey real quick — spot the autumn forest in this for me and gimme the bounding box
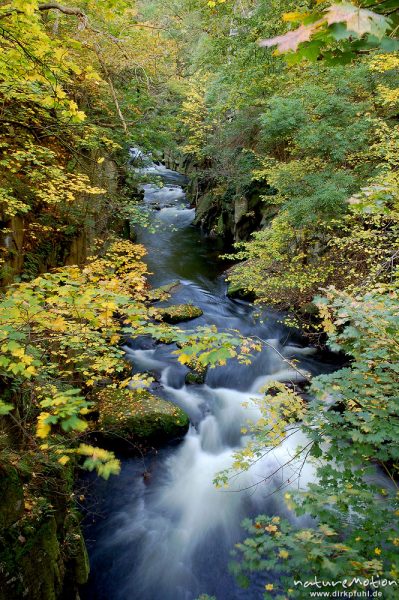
[0,1,399,599]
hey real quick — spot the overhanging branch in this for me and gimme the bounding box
[38,3,85,17]
[0,3,88,26]
[38,3,89,29]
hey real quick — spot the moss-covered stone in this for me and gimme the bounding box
[148,280,181,302]
[226,280,244,298]
[0,457,90,600]
[21,517,63,600]
[185,371,206,385]
[63,513,90,587]
[155,303,203,324]
[73,531,90,585]
[97,388,189,443]
[183,355,207,385]
[226,279,255,301]
[0,516,63,600]
[193,192,214,225]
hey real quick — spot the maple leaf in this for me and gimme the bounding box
[326,3,391,38]
[259,2,391,55]
[259,22,321,53]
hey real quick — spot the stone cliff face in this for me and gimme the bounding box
[0,157,119,286]
[163,150,274,244]
[193,183,268,243]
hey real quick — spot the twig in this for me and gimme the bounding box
[251,334,312,382]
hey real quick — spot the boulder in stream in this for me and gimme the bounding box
[185,370,206,385]
[97,388,189,445]
[147,280,181,302]
[154,303,203,324]
[226,279,255,301]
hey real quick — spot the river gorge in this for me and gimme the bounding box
[80,164,339,600]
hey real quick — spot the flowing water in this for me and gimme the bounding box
[81,165,340,600]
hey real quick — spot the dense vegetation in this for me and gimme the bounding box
[1,0,399,599]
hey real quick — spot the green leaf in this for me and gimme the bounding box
[0,401,13,415]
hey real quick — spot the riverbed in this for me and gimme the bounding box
[80,165,339,600]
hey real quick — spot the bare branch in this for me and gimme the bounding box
[38,3,87,19]
[94,48,128,136]
[252,335,312,383]
[222,441,313,493]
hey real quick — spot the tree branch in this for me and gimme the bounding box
[38,2,90,31]
[38,3,86,18]
[1,3,121,42]
[94,49,128,136]
[0,3,88,26]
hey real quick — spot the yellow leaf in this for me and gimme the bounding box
[282,11,308,22]
[11,347,25,358]
[51,317,67,331]
[36,413,51,439]
[178,353,191,365]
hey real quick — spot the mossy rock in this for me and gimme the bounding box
[148,280,181,302]
[193,192,214,224]
[0,496,90,600]
[226,280,255,301]
[97,388,189,444]
[63,513,90,587]
[72,531,90,585]
[226,281,243,298]
[0,465,24,529]
[155,303,203,324]
[20,517,63,600]
[185,371,206,385]
[0,516,64,600]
